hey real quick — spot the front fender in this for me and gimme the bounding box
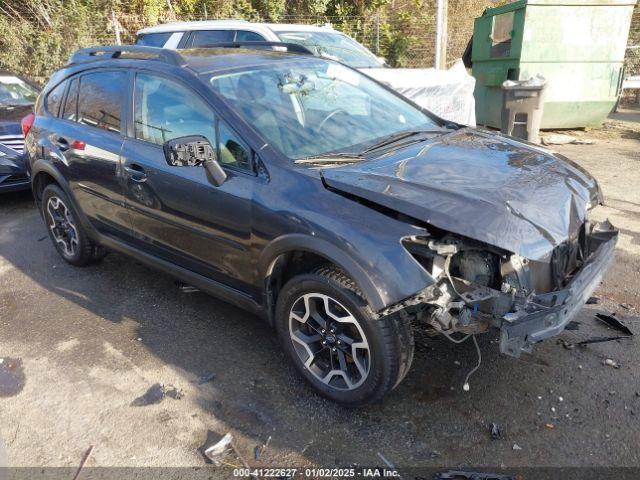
[259,233,434,312]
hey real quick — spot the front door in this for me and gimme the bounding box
[121,72,255,294]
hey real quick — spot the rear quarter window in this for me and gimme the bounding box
[136,32,172,47]
[235,30,266,42]
[45,80,67,117]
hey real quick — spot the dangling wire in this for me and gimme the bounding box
[463,335,482,392]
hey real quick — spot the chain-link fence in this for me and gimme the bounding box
[0,2,638,84]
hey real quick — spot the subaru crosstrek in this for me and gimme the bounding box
[24,45,617,404]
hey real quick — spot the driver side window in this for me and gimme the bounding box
[134,73,216,146]
[134,73,253,172]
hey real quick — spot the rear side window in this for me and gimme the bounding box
[235,30,265,42]
[136,32,172,47]
[78,71,126,134]
[62,77,79,121]
[46,81,67,116]
[190,30,234,47]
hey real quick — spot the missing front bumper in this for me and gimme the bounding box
[499,222,618,357]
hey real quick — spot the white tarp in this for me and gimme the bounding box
[362,59,476,126]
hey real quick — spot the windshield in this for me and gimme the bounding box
[0,76,38,106]
[275,31,382,68]
[209,59,438,160]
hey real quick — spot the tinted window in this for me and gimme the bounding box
[134,73,215,146]
[62,77,79,121]
[190,30,234,47]
[136,32,173,47]
[235,30,265,42]
[46,81,67,116]
[78,71,126,133]
[218,122,252,171]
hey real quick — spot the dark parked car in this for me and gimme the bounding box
[24,45,617,404]
[0,71,39,192]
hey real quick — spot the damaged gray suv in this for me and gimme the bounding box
[25,45,617,404]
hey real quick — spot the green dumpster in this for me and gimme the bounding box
[472,0,637,129]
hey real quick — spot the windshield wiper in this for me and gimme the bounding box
[294,152,364,165]
[362,129,445,154]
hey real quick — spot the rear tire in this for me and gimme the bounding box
[41,184,105,266]
[275,265,414,405]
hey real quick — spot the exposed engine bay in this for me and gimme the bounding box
[390,218,618,358]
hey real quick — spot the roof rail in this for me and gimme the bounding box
[67,45,186,67]
[190,41,314,56]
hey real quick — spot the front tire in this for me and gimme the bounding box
[41,184,105,266]
[275,265,414,405]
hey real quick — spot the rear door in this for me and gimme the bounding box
[50,70,130,237]
[120,71,255,292]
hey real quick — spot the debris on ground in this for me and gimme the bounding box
[434,470,515,480]
[557,338,574,349]
[603,358,621,369]
[203,432,233,466]
[377,452,398,472]
[545,423,555,429]
[586,296,600,305]
[165,386,184,400]
[512,443,522,451]
[620,303,633,310]
[595,313,634,336]
[198,373,216,385]
[0,357,25,398]
[489,423,502,440]
[71,445,94,480]
[176,281,199,293]
[559,335,629,349]
[130,383,183,406]
[565,321,581,331]
[541,133,594,145]
[254,435,271,461]
[230,438,253,472]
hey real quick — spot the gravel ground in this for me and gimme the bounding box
[0,114,639,478]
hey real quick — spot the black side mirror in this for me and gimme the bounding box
[163,135,227,187]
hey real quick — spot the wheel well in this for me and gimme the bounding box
[33,172,58,204]
[265,250,337,324]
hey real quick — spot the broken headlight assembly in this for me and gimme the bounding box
[400,219,618,359]
[402,234,522,335]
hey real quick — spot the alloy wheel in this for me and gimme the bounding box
[289,293,370,390]
[46,196,79,257]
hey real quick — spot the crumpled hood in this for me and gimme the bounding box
[321,128,601,261]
